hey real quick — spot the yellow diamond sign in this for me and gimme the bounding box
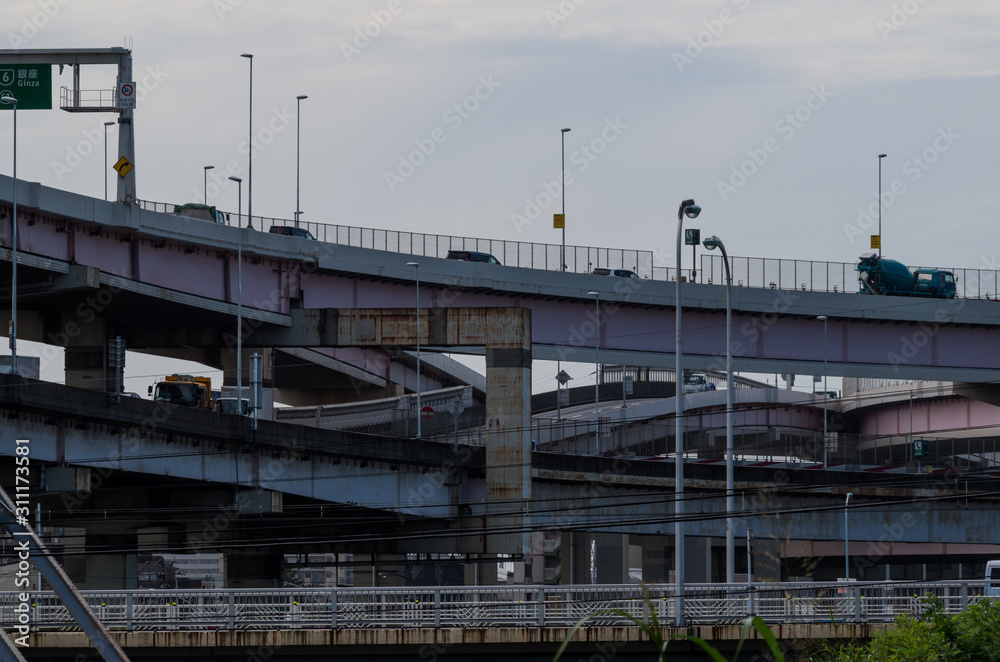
[113,156,133,178]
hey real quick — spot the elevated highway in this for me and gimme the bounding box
[1,175,1000,384]
[2,375,1000,589]
[2,179,1000,589]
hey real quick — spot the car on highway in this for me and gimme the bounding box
[269,226,316,240]
[682,373,715,394]
[173,203,227,224]
[592,267,639,278]
[446,250,501,265]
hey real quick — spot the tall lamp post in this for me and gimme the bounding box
[877,153,886,256]
[818,315,828,468]
[588,290,600,454]
[674,198,701,625]
[702,235,733,583]
[228,176,244,403]
[560,128,570,270]
[295,95,308,227]
[240,53,254,228]
[103,121,114,201]
[557,127,571,424]
[204,165,214,204]
[2,96,17,374]
[844,492,853,580]
[406,262,422,438]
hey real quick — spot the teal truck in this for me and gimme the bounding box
[857,252,956,299]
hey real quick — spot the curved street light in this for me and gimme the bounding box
[103,121,115,201]
[674,198,700,625]
[702,234,733,583]
[295,95,308,226]
[204,165,215,204]
[240,53,254,228]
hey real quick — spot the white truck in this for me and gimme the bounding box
[682,373,715,394]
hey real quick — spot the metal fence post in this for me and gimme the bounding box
[228,590,235,630]
[126,591,133,632]
[434,589,441,628]
[854,586,862,622]
[538,587,545,627]
[332,589,338,629]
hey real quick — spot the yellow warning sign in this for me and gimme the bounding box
[113,156,133,178]
[870,234,881,250]
[553,213,565,229]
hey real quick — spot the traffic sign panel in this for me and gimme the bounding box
[113,156,133,178]
[118,81,136,109]
[420,406,435,421]
[0,64,51,110]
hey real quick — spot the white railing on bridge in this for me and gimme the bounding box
[0,581,989,631]
[138,199,1000,297]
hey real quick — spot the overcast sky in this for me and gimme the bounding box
[2,0,998,394]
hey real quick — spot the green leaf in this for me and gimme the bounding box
[748,616,785,662]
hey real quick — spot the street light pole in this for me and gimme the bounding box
[560,128,570,271]
[204,165,214,204]
[228,176,243,403]
[407,262,422,438]
[557,127,571,424]
[818,316,828,468]
[588,290,600,454]
[877,153,886,256]
[295,95,308,226]
[674,198,701,625]
[103,121,114,201]
[845,492,853,580]
[241,53,254,228]
[1,96,17,374]
[703,235,733,583]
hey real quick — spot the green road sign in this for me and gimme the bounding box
[0,64,52,110]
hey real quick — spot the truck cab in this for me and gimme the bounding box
[913,269,956,298]
[987,560,1000,598]
[682,373,713,394]
[149,374,213,409]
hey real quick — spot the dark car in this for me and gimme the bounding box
[592,267,639,278]
[269,226,315,240]
[446,250,501,265]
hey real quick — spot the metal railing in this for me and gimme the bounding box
[137,199,652,276]
[0,581,988,630]
[699,254,1000,299]
[138,199,1000,296]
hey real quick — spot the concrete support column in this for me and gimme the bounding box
[59,312,108,391]
[483,308,532,557]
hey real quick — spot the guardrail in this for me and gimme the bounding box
[0,581,989,630]
[138,200,1000,296]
